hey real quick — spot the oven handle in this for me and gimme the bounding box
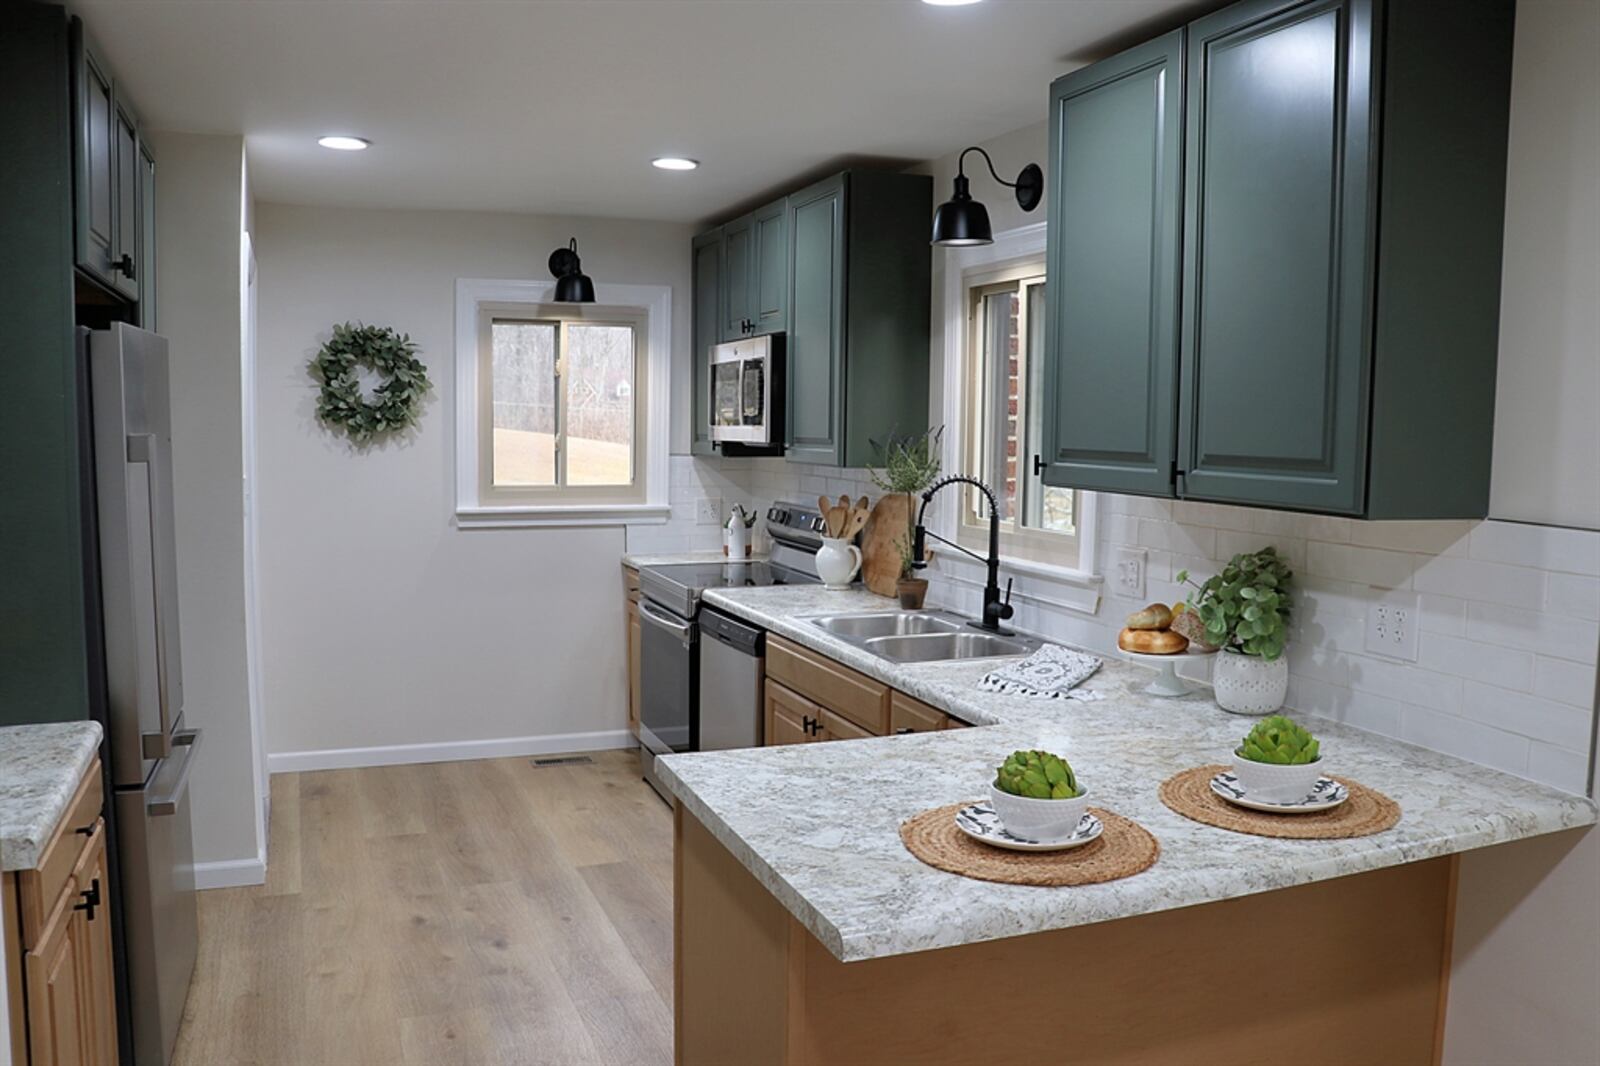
[638,599,694,647]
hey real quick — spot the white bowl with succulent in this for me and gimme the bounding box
[989,749,1089,840]
[1231,715,1324,803]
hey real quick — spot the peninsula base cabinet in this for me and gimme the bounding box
[678,806,1459,1064]
[1040,0,1516,518]
[763,635,969,744]
[4,759,119,1066]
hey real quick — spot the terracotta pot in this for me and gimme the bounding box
[896,577,929,609]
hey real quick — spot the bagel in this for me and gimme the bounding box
[1118,627,1189,654]
[1125,602,1174,630]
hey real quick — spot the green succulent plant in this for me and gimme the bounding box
[994,750,1081,800]
[1176,546,1294,660]
[1237,715,1321,765]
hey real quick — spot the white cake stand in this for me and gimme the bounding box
[1120,648,1217,697]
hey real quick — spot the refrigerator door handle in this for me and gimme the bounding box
[126,430,184,754]
[146,729,201,816]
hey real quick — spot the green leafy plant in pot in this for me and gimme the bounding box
[869,427,943,609]
[1176,547,1294,715]
[989,750,1089,841]
[1231,715,1325,803]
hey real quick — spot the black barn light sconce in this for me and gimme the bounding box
[930,147,1044,247]
[549,238,596,303]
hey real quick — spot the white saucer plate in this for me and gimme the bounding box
[954,802,1103,852]
[1209,771,1349,813]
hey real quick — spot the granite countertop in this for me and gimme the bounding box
[1,721,104,872]
[656,585,1597,963]
[622,550,769,568]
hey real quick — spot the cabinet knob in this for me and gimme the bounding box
[115,253,136,279]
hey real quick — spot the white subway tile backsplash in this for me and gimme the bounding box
[1305,541,1416,588]
[1465,602,1599,664]
[1470,521,1600,576]
[1545,573,1600,622]
[1347,657,1464,712]
[1416,632,1535,690]
[1218,529,1305,568]
[1246,508,1354,543]
[1459,682,1596,750]
[1401,705,1531,777]
[1137,520,1216,558]
[1346,519,1474,556]
[1526,744,1592,795]
[1412,555,1545,610]
[1533,656,1599,709]
[1417,594,1469,636]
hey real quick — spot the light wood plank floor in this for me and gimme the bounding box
[172,750,674,1066]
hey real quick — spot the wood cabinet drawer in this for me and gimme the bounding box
[889,691,948,734]
[819,708,873,742]
[765,680,822,746]
[622,564,640,602]
[767,635,887,735]
[19,759,102,949]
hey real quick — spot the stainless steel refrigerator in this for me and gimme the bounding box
[82,322,200,1066]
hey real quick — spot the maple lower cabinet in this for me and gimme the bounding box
[762,637,969,745]
[623,566,641,736]
[3,758,118,1066]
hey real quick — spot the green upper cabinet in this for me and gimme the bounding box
[71,16,148,307]
[135,134,156,330]
[690,228,722,455]
[1040,30,1184,498]
[719,196,788,341]
[1042,0,1514,519]
[785,171,931,468]
[111,96,139,300]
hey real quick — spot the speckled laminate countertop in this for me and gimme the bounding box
[1,721,103,872]
[656,585,1597,963]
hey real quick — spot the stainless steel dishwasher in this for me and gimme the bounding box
[697,607,765,750]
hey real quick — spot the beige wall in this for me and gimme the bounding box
[1488,0,1600,531]
[148,131,265,878]
[253,204,693,762]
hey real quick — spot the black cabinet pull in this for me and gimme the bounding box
[115,253,136,279]
[73,877,101,921]
[895,727,915,735]
[74,824,95,836]
[1032,454,1046,476]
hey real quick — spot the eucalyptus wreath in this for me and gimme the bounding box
[310,322,431,442]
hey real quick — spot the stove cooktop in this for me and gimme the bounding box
[637,559,818,619]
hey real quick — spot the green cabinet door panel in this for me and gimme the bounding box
[136,135,156,329]
[720,213,753,341]
[785,175,846,465]
[751,197,788,333]
[72,20,115,288]
[691,227,722,455]
[1040,29,1185,498]
[111,98,138,299]
[1176,0,1375,514]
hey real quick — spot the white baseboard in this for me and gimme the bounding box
[192,856,266,890]
[266,729,637,774]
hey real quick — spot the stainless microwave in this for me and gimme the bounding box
[709,334,783,445]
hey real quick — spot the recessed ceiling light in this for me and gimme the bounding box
[922,0,983,5]
[651,157,699,171]
[317,135,371,151]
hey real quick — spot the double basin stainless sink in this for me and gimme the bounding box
[807,609,1042,663]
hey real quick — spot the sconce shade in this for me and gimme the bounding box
[548,238,595,303]
[930,174,994,246]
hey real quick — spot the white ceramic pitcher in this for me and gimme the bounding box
[815,537,862,590]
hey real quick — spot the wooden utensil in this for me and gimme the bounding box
[845,505,869,539]
[828,505,848,538]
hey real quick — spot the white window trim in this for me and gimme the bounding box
[453,277,671,528]
[935,222,1101,613]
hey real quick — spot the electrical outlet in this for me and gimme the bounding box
[1115,548,1146,599]
[695,497,723,526]
[1364,590,1420,661]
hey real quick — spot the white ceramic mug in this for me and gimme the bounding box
[815,537,862,589]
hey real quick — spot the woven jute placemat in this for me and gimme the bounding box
[899,803,1159,887]
[1160,765,1401,839]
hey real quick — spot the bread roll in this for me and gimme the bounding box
[1125,602,1174,630]
[1118,627,1189,654]
[1170,609,1218,652]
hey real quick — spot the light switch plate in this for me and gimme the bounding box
[1364,589,1420,661]
[1115,548,1146,599]
[695,497,723,526]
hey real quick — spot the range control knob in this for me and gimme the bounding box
[811,517,826,533]
[768,507,788,525]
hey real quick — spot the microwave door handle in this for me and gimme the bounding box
[127,432,181,752]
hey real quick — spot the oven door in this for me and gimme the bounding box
[708,339,773,445]
[638,598,698,757]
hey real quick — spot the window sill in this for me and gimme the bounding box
[933,550,1103,615]
[455,504,671,529]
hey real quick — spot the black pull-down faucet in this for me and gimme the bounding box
[911,475,1015,634]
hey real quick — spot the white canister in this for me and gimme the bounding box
[1212,651,1289,716]
[815,537,862,590]
[724,519,749,558]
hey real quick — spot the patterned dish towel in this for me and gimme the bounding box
[979,644,1105,701]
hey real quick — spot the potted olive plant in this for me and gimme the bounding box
[869,428,943,609]
[1176,547,1293,715]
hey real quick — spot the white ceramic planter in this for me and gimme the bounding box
[1212,651,1289,715]
[988,784,1090,842]
[1230,754,1323,804]
[815,536,862,589]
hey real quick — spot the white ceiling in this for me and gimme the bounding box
[73,0,1201,224]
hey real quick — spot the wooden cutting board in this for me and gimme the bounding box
[861,493,913,597]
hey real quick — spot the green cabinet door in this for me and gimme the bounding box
[135,134,156,329]
[1040,30,1185,498]
[720,213,753,341]
[71,20,116,289]
[785,175,846,465]
[111,96,139,299]
[750,197,788,333]
[1176,0,1375,513]
[691,227,723,455]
